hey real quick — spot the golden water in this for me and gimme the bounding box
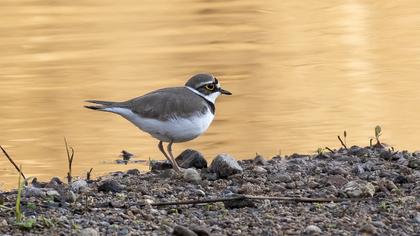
[1,0,420,189]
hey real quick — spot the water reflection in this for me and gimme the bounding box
[1,0,420,189]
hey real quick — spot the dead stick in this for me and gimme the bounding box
[143,195,358,207]
[337,136,348,150]
[0,145,26,180]
[325,147,335,153]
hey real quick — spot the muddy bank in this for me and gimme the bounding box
[0,145,419,235]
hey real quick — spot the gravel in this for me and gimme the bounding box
[0,145,419,235]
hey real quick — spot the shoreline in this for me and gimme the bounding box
[0,145,419,235]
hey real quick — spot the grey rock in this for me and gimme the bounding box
[64,190,77,203]
[0,219,8,227]
[224,196,255,209]
[46,190,60,199]
[414,212,420,224]
[183,168,202,183]
[276,174,293,183]
[45,177,64,190]
[190,226,211,236]
[71,180,88,193]
[358,223,377,235]
[194,190,206,197]
[326,175,348,188]
[24,187,46,198]
[172,225,198,236]
[127,169,140,175]
[303,225,322,234]
[210,154,243,178]
[176,149,207,169]
[160,169,178,179]
[254,154,269,165]
[151,160,173,171]
[342,180,375,198]
[253,166,267,173]
[408,158,420,170]
[80,228,100,236]
[98,179,123,193]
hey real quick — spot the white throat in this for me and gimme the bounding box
[186,86,221,104]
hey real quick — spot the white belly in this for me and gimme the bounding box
[104,107,214,142]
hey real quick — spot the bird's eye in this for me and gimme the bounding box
[205,84,215,91]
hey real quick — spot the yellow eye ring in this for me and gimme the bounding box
[205,84,215,91]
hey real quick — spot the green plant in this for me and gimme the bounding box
[64,138,75,184]
[316,147,326,155]
[39,216,55,228]
[15,165,24,223]
[375,125,382,144]
[16,218,36,230]
[26,202,36,211]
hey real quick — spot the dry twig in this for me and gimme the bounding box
[0,145,26,180]
[139,194,359,207]
[64,138,75,184]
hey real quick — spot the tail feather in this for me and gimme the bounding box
[84,105,104,110]
[85,100,115,106]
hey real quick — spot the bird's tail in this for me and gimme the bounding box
[84,100,116,111]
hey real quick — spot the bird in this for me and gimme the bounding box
[85,73,232,173]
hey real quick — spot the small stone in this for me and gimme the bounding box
[224,195,255,209]
[80,228,100,236]
[98,179,123,193]
[24,187,46,198]
[253,154,269,165]
[46,190,60,198]
[342,180,375,198]
[31,178,47,188]
[190,226,211,236]
[172,225,198,236]
[45,177,63,190]
[0,219,8,227]
[414,212,420,224]
[358,223,377,235]
[326,175,348,188]
[64,191,77,203]
[71,180,88,193]
[276,174,292,183]
[209,154,243,178]
[253,166,267,173]
[160,169,178,179]
[176,149,207,169]
[183,168,201,183]
[151,160,173,171]
[379,179,398,191]
[408,158,420,170]
[303,225,322,235]
[195,190,206,197]
[127,169,140,176]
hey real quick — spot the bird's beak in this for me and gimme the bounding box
[219,88,232,95]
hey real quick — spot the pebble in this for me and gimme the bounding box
[183,168,202,183]
[151,160,173,171]
[176,149,207,169]
[253,166,267,173]
[209,153,243,178]
[0,219,8,227]
[253,154,269,165]
[342,180,375,198]
[303,225,322,234]
[98,179,124,193]
[71,180,88,193]
[80,228,100,236]
[172,225,198,236]
[24,187,46,198]
[358,223,377,235]
[127,169,140,176]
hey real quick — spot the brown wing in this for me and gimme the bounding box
[116,87,210,120]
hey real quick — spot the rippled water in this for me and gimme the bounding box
[1,0,420,189]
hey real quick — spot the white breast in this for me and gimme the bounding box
[104,107,215,143]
